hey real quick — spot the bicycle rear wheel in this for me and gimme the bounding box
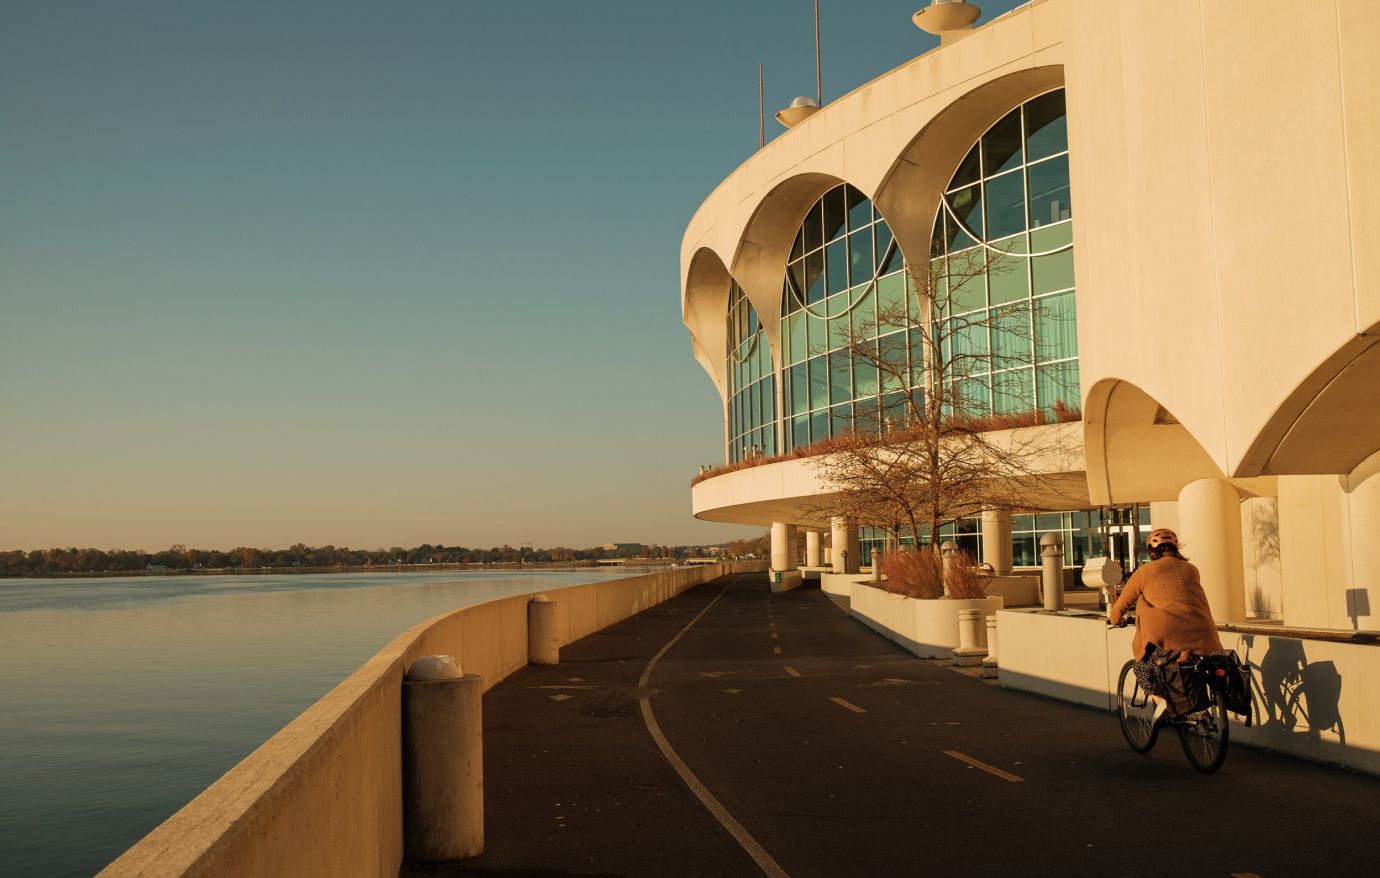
[1117,660,1159,752]
[1179,689,1230,773]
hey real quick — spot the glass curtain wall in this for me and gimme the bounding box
[862,506,1150,578]
[780,183,917,452]
[930,89,1078,417]
[726,281,776,464]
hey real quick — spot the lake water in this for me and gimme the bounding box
[0,569,640,877]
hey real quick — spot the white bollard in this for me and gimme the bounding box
[982,616,1000,678]
[953,609,987,667]
[403,656,483,862]
[871,548,882,583]
[528,594,558,665]
[1040,533,1064,612]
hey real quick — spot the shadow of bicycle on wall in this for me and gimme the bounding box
[1242,634,1346,745]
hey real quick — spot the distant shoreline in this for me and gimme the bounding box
[2,560,697,580]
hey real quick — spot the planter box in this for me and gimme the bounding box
[849,582,1004,658]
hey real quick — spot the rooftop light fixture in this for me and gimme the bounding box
[776,95,821,129]
[913,0,981,44]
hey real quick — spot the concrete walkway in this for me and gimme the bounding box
[404,573,1380,877]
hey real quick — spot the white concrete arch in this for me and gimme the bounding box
[872,66,1065,273]
[681,0,1068,385]
[729,171,846,374]
[1238,319,1380,478]
[682,247,736,401]
[1083,377,1227,506]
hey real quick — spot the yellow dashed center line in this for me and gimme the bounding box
[830,697,866,714]
[770,632,779,640]
[772,646,783,655]
[784,666,801,677]
[942,750,1025,783]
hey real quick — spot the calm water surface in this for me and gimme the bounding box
[0,569,639,877]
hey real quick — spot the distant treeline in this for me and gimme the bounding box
[0,541,733,578]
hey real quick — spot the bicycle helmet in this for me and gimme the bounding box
[1146,528,1179,549]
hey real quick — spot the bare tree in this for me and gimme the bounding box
[801,244,1077,552]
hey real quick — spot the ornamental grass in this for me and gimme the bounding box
[879,549,944,600]
[943,550,993,600]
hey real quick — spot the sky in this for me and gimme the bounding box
[1,0,1028,552]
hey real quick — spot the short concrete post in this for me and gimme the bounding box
[940,540,959,596]
[871,548,882,583]
[528,594,558,665]
[1040,533,1064,612]
[982,616,1000,678]
[953,609,987,667]
[403,656,483,862]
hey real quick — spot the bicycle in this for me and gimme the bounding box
[1116,654,1231,772]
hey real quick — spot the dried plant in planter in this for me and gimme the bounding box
[944,550,992,600]
[880,549,944,600]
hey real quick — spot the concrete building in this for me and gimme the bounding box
[679,0,1380,633]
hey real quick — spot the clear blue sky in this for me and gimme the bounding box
[1,0,1027,552]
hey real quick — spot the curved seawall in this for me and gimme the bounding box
[98,563,763,877]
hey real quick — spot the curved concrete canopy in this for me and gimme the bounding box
[1238,323,1380,478]
[1083,378,1227,505]
[682,247,735,400]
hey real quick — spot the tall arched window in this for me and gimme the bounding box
[780,183,917,452]
[930,88,1077,416]
[726,281,776,463]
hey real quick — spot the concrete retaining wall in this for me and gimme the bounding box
[998,609,1380,776]
[98,563,765,878]
[849,582,1003,658]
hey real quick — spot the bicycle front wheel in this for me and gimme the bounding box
[1179,689,1230,773]
[1117,660,1159,753]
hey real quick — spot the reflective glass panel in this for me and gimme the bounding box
[830,354,851,403]
[982,109,1023,177]
[1035,292,1078,362]
[1027,154,1071,227]
[875,220,895,269]
[950,143,981,190]
[1024,90,1067,162]
[849,229,873,287]
[805,250,825,303]
[802,202,823,251]
[809,355,829,410]
[847,185,871,230]
[945,186,983,249]
[826,238,849,295]
[823,186,847,243]
[984,169,1026,240]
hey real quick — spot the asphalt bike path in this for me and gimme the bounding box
[406,573,1380,877]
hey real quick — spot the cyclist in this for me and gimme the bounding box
[1108,528,1222,718]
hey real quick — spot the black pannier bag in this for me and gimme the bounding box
[1151,647,1207,716]
[1200,650,1254,726]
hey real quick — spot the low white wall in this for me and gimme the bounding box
[998,609,1380,776]
[986,575,1039,607]
[820,571,866,598]
[98,562,766,878]
[850,582,1003,658]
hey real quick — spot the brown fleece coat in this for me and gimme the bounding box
[1108,556,1223,659]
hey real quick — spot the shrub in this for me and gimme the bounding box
[879,549,944,599]
[944,550,992,600]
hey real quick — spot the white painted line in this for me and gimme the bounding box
[942,750,1025,783]
[549,694,573,702]
[637,576,791,878]
[784,666,801,678]
[770,632,779,640]
[830,697,867,714]
[772,646,783,655]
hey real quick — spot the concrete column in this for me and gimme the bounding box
[527,594,558,665]
[1178,478,1246,623]
[980,509,1013,575]
[771,522,798,573]
[1040,533,1064,611]
[403,656,483,862]
[804,531,823,568]
[831,517,860,574]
